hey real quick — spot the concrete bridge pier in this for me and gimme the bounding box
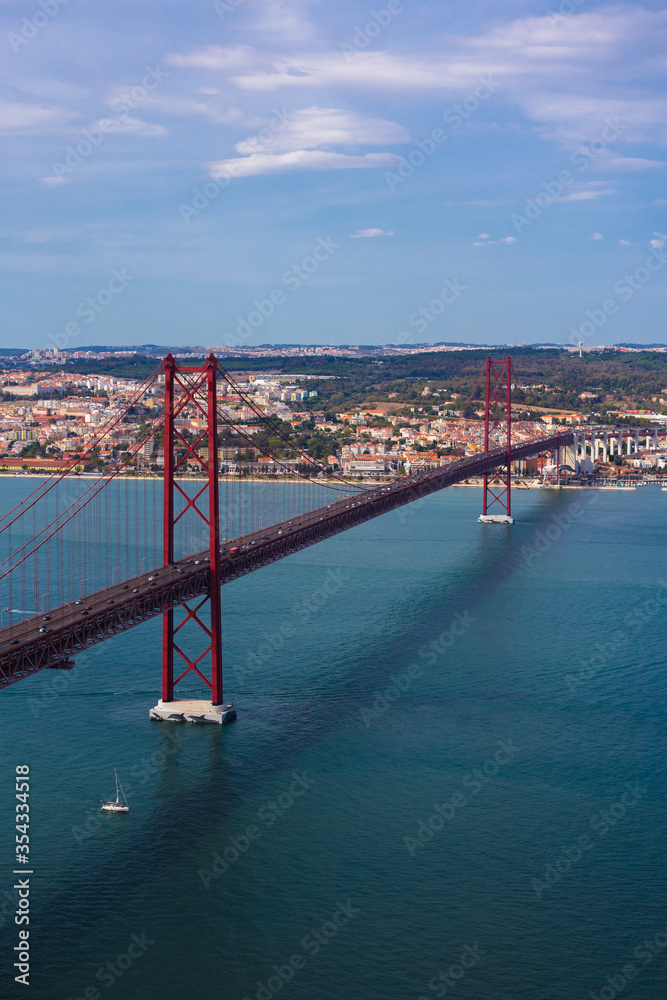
[150,700,236,724]
[568,433,579,472]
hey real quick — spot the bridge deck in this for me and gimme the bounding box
[0,432,572,687]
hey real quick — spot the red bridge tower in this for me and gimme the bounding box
[150,353,236,725]
[478,355,515,525]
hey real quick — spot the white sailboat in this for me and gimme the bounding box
[101,769,129,813]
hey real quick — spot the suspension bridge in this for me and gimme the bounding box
[0,353,572,720]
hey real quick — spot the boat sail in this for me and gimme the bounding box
[101,769,129,813]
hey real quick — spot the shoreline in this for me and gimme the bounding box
[451,479,645,491]
[0,472,657,490]
[0,473,346,484]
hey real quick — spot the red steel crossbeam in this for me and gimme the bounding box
[173,644,213,687]
[162,353,224,705]
[482,355,512,517]
[173,596,212,640]
[173,480,210,527]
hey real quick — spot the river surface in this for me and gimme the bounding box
[2,484,666,999]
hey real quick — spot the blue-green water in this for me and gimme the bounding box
[2,485,667,999]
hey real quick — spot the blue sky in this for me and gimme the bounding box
[2,0,667,350]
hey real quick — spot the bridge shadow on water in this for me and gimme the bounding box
[10,489,577,969]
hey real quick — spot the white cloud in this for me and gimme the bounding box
[351,228,394,238]
[553,189,615,202]
[40,176,68,187]
[166,45,265,72]
[235,107,409,153]
[473,235,517,246]
[207,106,408,177]
[12,79,92,105]
[244,0,321,44]
[524,93,667,145]
[132,93,246,125]
[619,239,633,246]
[592,232,604,240]
[0,99,77,135]
[95,116,167,138]
[167,8,667,149]
[208,149,401,177]
[168,47,458,92]
[650,232,667,249]
[596,152,666,171]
